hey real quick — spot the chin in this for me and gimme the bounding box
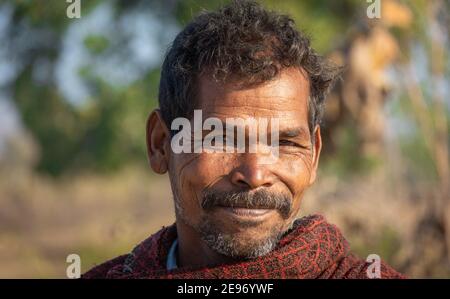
[206,231,281,259]
[198,214,286,259]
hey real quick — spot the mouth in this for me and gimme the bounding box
[214,205,275,220]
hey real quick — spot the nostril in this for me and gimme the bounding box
[236,179,250,188]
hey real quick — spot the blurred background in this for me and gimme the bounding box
[0,0,449,278]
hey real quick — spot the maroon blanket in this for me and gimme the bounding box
[82,214,404,279]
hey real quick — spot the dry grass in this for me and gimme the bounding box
[0,167,174,278]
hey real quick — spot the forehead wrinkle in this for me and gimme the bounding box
[202,106,308,127]
[197,69,310,110]
[201,102,305,119]
[202,97,304,112]
[196,69,311,126]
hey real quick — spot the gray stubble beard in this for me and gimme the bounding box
[168,171,295,260]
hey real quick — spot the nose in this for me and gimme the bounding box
[230,154,275,189]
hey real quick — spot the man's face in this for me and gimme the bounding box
[161,68,321,259]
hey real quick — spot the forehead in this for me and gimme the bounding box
[197,68,310,124]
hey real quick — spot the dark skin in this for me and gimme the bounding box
[146,67,322,268]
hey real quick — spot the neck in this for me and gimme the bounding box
[175,219,236,268]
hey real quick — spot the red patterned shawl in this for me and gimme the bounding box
[82,214,404,279]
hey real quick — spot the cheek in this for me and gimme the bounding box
[273,156,312,222]
[184,153,234,186]
[172,153,236,211]
[275,154,314,198]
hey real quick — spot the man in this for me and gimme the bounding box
[83,0,403,279]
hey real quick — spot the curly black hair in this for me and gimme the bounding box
[158,0,340,136]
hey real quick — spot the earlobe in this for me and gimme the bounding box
[158,162,167,173]
[146,109,170,174]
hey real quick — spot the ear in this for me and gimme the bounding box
[308,125,322,185]
[146,109,170,174]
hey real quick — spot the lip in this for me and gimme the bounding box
[215,206,274,219]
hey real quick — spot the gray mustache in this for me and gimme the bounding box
[201,188,292,218]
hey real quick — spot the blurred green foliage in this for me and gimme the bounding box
[83,35,110,54]
[3,0,447,179]
[3,0,367,176]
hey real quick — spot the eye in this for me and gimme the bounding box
[278,140,309,149]
[279,140,299,147]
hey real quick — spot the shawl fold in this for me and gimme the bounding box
[82,214,404,279]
